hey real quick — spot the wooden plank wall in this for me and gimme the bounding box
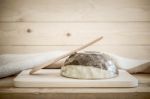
[0,0,150,59]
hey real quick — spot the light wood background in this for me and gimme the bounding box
[0,0,150,59]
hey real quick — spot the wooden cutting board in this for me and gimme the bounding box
[14,69,138,87]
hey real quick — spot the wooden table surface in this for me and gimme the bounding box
[0,74,150,99]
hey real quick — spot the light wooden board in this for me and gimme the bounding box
[0,0,150,22]
[0,23,150,45]
[14,69,138,88]
[0,74,149,88]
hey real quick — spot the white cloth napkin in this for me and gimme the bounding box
[0,51,68,78]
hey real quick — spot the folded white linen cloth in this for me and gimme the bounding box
[0,50,149,78]
[0,51,68,78]
[107,53,150,73]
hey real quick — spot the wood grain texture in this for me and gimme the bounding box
[0,0,149,60]
[0,93,150,99]
[0,23,150,45]
[0,45,150,59]
[0,0,150,22]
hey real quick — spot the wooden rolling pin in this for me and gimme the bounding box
[30,36,103,75]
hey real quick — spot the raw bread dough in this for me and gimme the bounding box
[61,51,118,79]
[61,65,118,79]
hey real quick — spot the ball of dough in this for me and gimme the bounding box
[61,51,119,79]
